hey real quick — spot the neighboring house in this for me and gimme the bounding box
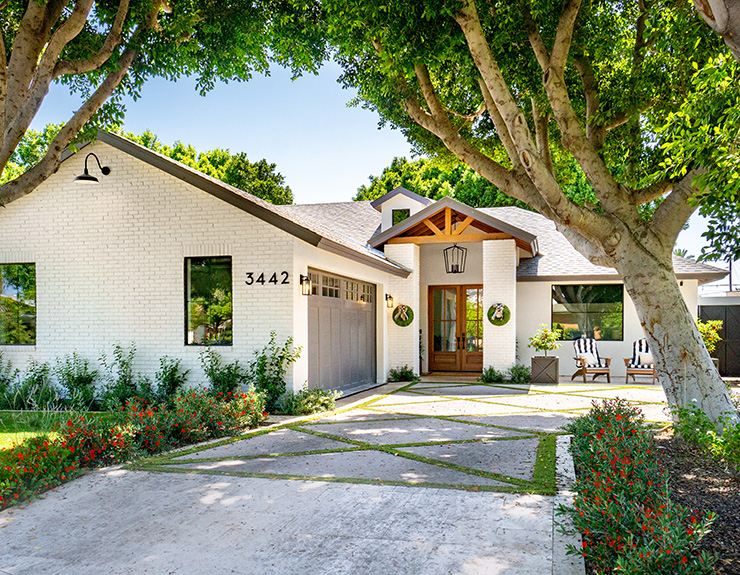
[0,132,727,394]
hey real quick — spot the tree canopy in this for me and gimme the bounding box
[0,0,325,205]
[325,0,740,421]
[1,126,294,204]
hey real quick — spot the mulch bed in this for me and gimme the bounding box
[654,430,740,574]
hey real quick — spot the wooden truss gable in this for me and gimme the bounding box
[386,206,533,253]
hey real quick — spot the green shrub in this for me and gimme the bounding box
[10,361,58,410]
[479,366,504,383]
[0,352,19,409]
[560,399,717,574]
[507,364,531,383]
[99,344,154,409]
[54,352,99,410]
[248,332,301,412]
[155,356,190,404]
[673,403,740,479]
[279,388,342,415]
[388,365,418,382]
[200,347,249,396]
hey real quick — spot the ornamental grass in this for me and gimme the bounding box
[560,399,717,574]
[1,388,265,509]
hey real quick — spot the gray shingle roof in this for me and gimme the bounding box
[282,201,381,247]
[477,206,727,283]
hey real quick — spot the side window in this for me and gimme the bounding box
[392,209,410,226]
[185,257,232,345]
[0,263,36,345]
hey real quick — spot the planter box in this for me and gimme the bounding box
[531,356,559,384]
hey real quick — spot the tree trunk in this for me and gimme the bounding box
[616,244,737,424]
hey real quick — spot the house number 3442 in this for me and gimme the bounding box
[245,271,290,285]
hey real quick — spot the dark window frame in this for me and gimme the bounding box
[184,256,233,346]
[0,262,36,346]
[551,283,624,342]
[392,208,411,226]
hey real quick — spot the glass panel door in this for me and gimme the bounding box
[462,287,484,371]
[429,287,460,371]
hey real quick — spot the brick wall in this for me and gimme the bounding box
[384,244,420,375]
[482,239,517,370]
[0,142,296,385]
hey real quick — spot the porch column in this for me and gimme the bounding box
[483,239,517,371]
[385,244,421,376]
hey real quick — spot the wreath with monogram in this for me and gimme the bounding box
[392,304,414,327]
[487,303,511,326]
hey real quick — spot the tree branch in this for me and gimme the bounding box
[650,169,705,246]
[693,0,740,64]
[54,0,131,78]
[531,99,554,176]
[572,52,605,149]
[477,78,520,168]
[4,0,66,125]
[632,178,675,205]
[551,0,583,73]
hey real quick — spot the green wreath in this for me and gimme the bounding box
[487,303,511,326]
[392,304,414,327]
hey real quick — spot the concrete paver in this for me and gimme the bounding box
[171,450,512,487]
[299,417,530,445]
[397,437,540,480]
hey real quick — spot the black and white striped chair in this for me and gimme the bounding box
[623,338,656,384]
[571,337,612,383]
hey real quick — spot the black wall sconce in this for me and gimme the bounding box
[385,294,394,308]
[74,153,111,184]
[300,274,312,296]
[443,244,467,274]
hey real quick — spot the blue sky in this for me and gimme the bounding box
[30,61,723,273]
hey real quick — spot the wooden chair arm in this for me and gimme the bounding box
[623,358,631,366]
[603,357,612,366]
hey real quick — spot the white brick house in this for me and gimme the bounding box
[0,132,727,393]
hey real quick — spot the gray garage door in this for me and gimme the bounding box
[307,269,376,394]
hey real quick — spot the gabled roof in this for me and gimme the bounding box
[76,132,409,277]
[369,186,434,211]
[368,196,539,255]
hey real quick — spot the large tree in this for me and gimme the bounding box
[327,0,740,422]
[0,0,324,204]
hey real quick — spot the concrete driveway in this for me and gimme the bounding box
[0,380,668,574]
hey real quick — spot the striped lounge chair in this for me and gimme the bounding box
[571,337,612,383]
[623,338,656,384]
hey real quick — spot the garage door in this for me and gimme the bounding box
[307,269,376,394]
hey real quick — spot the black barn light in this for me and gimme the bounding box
[443,244,467,274]
[300,274,312,296]
[74,153,111,184]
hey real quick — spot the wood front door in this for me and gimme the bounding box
[428,285,484,372]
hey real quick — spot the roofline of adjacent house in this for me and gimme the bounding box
[369,186,434,211]
[369,196,539,254]
[516,271,728,285]
[68,131,409,278]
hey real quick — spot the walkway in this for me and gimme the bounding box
[0,380,669,574]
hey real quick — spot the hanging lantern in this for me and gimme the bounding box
[443,244,467,274]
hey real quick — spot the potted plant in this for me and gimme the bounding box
[528,324,562,384]
[696,318,723,372]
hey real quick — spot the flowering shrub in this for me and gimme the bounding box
[0,435,78,508]
[1,388,266,510]
[560,399,717,574]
